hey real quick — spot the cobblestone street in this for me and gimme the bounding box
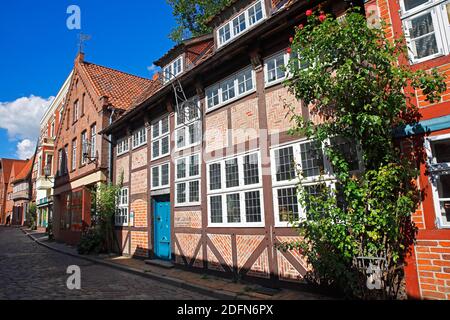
[0,227,214,300]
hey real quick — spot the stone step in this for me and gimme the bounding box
[144,259,175,269]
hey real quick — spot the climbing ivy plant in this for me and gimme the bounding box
[279,8,446,299]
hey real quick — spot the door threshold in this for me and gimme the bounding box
[145,259,175,269]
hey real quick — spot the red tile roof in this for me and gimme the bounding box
[80,61,155,111]
[12,159,33,183]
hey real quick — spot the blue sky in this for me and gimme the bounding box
[0,0,176,159]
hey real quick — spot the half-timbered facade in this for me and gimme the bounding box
[103,0,351,289]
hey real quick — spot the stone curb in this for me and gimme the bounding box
[21,228,248,300]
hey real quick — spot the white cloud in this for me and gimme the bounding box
[147,64,160,75]
[0,95,54,159]
[16,139,36,160]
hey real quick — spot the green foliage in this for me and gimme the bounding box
[77,228,103,255]
[281,9,446,299]
[78,183,121,255]
[167,0,232,42]
[27,203,37,230]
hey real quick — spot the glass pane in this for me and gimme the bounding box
[209,163,221,190]
[300,141,324,178]
[277,187,299,222]
[244,153,259,185]
[410,12,434,38]
[153,122,160,138]
[275,55,286,79]
[225,158,239,188]
[210,196,223,223]
[177,159,186,179]
[189,154,199,177]
[177,127,186,148]
[404,0,429,12]
[226,193,241,223]
[432,139,450,163]
[189,181,200,202]
[161,117,169,134]
[275,146,296,182]
[152,141,159,158]
[161,136,169,155]
[221,78,235,102]
[152,167,159,187]
[161,164,169,186]
[412,34,438,59]
[437,174,450,199]
[245,191,262,223]
[177,183,186,204]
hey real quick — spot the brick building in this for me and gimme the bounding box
[364,0,450,300]
[11,158,34,226]
[0,159,28,225]
[102,0,352,289]
[34,72,73,232]
[52,53,155,245]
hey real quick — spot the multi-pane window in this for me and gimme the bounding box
[132,126,147,149]
[207,151,263,226]
[265,51,289,85]
[175,97,202,150]
[427,136,450,227]
[71,139,77,171]
[217,0,266,47]
[117,137,130,156]
[90,124,96,159]
[400,0,450,63]
[151,115,170,159]
[81,131,87,165]
[205,66,255,110]
[64,145,68,174]
[163,56,183,83]
[151,163,170,190]
[58,149,63,175]
[271,141,329,226]
[115,188,129,226]
[175,153,201,206]
[73,100,79,122]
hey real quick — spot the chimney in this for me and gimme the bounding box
[75,52,85,64]
[152,72,159,82]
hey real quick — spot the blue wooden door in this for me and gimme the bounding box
[154,200,171,260]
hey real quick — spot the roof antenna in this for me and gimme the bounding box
[78,33,92,54]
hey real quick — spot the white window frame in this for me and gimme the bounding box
[425,133,450,228]
[117,137,130,156]
[81,131,87,165]
[151,114,170,160]
[175,97,202,151]
[163,55,184,84]
[175,153,201,207]
[205,65,256,113]
[132,126,147,150]
[71,139,77,171]
[206,150,264,227]
[217,0,267,48]
[207,188,265,228]
[270,140,335,227]
[151,162,170,190]
[400,0,450,64]
[115,187,129,227]
[264,50,290,87]
[90,124,96,159]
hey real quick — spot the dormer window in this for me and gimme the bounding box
[217,0,266,48]
[163,56,184,83]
